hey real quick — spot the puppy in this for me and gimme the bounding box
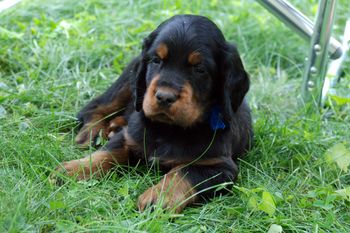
[55,14,253,213]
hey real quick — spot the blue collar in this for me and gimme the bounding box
[209,105,226,130]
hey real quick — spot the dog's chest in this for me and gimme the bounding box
[127,112,228,166]
[143,124,222,166]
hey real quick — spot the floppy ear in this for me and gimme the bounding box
[220,43,249,119]
[133,31,158,112]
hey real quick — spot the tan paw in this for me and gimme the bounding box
[50,150,120,185]
[137,172,197,213]
[75,122,106,148]
[76,116,127,147]
[106,116,127,139]
[49,159,88,185]
[54,159,92,182]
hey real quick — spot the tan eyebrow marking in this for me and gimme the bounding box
[188,51,202,65]
[156,43,168,60]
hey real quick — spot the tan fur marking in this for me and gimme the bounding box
[107,116,128,139]
[57,149,129,180]
[156,43,168,60]
[109,116,127,128]
[138,166,197,213]
[142,75,159,117]
[188,51,202,65]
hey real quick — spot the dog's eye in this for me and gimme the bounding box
[151,56,162,64]
[193,64,206,74]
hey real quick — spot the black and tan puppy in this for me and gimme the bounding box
[55,14,253,213]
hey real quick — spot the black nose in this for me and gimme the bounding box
[155,90,178,106]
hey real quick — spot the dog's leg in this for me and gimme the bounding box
[55,149,128,180]
[137,165,197,213]
[75,58,141,148]
[137,157,238,213]
[55,131,129,181]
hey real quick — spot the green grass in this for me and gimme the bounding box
[1,0,350,232]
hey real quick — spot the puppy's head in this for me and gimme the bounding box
[133,15,249,128]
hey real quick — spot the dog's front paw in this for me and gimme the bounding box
[76,116,127,147]
[137,172,197,213]
[50,150,123,185]
[106,116,127,139]
[49,159,90,185]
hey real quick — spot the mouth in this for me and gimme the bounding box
[148,112,174,124]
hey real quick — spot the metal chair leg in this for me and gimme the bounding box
[256,0,345,108]
[301,0,337,107]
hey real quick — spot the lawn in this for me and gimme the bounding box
[1,0,350,232]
